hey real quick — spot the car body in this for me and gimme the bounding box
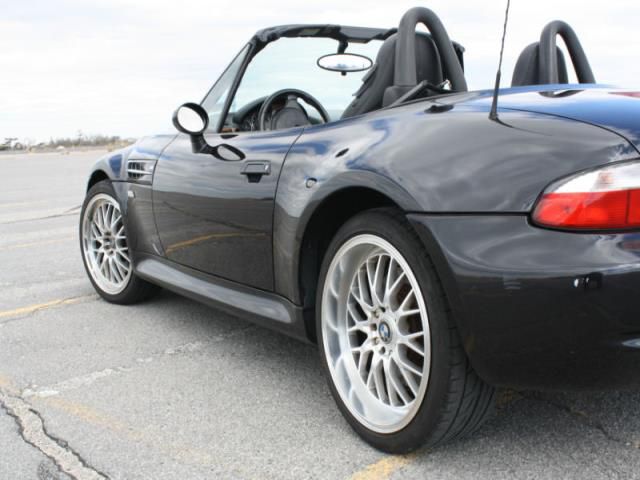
[80,7,640,451]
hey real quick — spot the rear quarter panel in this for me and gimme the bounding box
[274,100,636,303]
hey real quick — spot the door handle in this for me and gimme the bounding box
[241,161,271,183]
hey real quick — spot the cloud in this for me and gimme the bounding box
[1,0,638,141]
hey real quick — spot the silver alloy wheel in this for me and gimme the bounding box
[81,193,132,295]
[321,234,431,433]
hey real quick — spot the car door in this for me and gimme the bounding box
[151,34,379,291]
[151,42,301,292]
[152,128,302,291]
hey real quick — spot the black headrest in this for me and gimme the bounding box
[342,33,443,119]
[512,42,569,87]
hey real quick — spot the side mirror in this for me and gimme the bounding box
[172,103,209,135]
[171,102,245,162]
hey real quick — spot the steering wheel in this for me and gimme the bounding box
[258,89,330,131]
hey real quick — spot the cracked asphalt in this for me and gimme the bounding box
[1,150,640,479]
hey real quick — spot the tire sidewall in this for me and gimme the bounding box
[316,209,453,453]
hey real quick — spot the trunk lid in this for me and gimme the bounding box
[459,85,640,150]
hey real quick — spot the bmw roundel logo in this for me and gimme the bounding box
[378,322,392,343]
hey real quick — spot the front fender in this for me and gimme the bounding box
[87,149,129,187]
[85,135,176,256]
[86,135,176,189]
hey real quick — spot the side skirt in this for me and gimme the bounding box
[134,254,310,342]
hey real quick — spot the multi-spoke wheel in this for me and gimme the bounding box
[317,209,495,453]
[322,234,430,433]
[80,180,158,304]
[82,193,132,294]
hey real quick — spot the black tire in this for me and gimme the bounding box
[316,208,495,453]
[80,180,159,305]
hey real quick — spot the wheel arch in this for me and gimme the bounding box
[87,169,110,191]
[292,184,464,353]
[296,185,408,342]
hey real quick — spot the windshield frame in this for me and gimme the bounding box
[201,24,395,134]
[200,43,254,133]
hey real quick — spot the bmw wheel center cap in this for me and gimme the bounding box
[378,322,392,343]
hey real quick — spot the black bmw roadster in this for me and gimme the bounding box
[80,6,640,452]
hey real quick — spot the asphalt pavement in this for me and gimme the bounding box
[1,150,639,480]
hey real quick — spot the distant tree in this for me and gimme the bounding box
[2,137,17,149]
[0,134,133,152]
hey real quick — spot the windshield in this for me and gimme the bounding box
[229,37,382,122]
[201,44,251,131]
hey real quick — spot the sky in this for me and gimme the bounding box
[1,0,639,143]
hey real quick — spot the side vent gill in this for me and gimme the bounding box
[127,159,156,183]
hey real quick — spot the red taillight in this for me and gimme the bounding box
[532,161,640,230]
[629,190,640,224]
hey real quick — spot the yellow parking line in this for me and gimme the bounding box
[349,454,417,480]
[0,236,74,251]
[41,396,221,467]
[0,295,94,319]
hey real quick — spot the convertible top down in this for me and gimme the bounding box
[80,6,640,452]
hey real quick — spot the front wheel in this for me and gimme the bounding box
[317,209,495,453]
[80,180,158,304]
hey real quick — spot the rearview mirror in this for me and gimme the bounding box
[172,103,209,135]
[317,53,373,73]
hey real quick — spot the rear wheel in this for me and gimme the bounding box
[316,209,495,453]
[80,181,158,304]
